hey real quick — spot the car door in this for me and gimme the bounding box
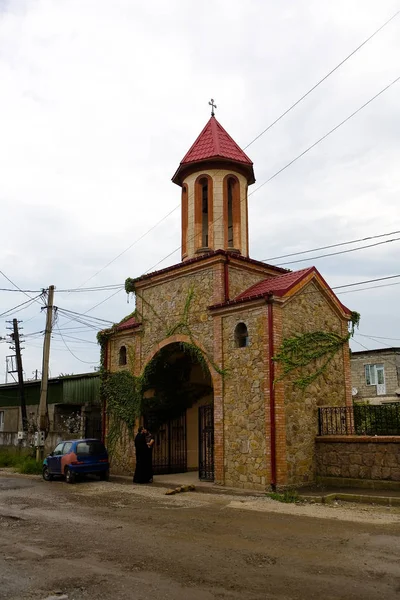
[47,442,65,475]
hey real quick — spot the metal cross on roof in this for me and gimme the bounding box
[208,98,217,117]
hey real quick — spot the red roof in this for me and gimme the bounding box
[115,315,140,331]
[235,267,315,301]
[172,117,255,185]
[210,266,352,316]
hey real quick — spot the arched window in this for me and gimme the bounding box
[195,175,213,250]
[227,178,234,247]
[224,175,240,250]
[119,346,127,366]
[201,178,209,247]
[181,184,188,258]
[234,323,249,348]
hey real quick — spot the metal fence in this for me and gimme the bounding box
[318,404,400,436]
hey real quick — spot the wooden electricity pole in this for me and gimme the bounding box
[37,285,55,459]
[12,319,27,432]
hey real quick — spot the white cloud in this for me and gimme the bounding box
[0,0,399,379]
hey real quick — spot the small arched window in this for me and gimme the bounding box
[119,346,127,366]
[235,323,249,348]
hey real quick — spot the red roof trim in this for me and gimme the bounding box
[130,250,288,285]
[209,266,352,316]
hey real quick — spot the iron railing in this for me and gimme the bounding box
[318,404,400,436]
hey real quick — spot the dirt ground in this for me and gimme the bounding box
[1,473,400,600]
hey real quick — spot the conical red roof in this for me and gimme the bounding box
[172,117,255,185]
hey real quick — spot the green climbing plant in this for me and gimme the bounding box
[98,285,224,454]
[273,312,360,390]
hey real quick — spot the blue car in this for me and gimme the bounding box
[42,438,109,484]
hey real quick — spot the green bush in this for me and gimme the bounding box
[267,489,299,503]
[0,449,41,474]
[0,450,18,468]
[16,457,42,475]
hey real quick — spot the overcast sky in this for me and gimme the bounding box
[0,0,399,382]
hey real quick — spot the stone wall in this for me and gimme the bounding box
[282,282,351,486]
[351,349,400,404]
[137,268,216,368]
[228,266,267,300]
[316,436,400,482]
[221,306,268,490]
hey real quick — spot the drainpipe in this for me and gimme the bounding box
[267,299,277,490]
[101,341,108,444]
[224,255,230,302]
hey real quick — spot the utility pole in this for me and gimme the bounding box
[11,319,27,432]
[37,285,55,460]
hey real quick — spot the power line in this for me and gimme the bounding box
[144,76,400,275]
[243,9,400,149]
[0,270,45,306]
[357,333,400,342]
[273,236,400,266]
[59,10,399,292]
[336,281,400,295]
[249,75,400,198]
[0,294,44,318]
[55,308,113,325]
[262,229,400,262]
[333,274,400,289]
[55,324,99,365]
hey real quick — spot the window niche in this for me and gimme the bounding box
[234,322,249,348]
[119,346,127,366]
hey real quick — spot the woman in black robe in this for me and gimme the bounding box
[133,427,153,484]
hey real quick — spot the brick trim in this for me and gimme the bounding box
[181,183,188,259]
[223,174,241,251]
[194,174,214,251]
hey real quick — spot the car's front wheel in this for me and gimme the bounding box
[42,465,52,482]
[64,467,76,484]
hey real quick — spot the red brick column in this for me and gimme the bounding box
[262,308,272,486]
[273,304,288,487]
[213,315,224,485]
[342,321,353,408]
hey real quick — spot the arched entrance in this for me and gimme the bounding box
[141,342,214,481]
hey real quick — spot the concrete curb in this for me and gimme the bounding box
[299,492,400,507]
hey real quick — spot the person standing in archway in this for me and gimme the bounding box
[133,426,153,484]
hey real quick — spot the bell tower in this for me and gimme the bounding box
[172,103,255,261]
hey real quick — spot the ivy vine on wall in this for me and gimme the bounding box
[97,283,223,455]
[272,311,360,390]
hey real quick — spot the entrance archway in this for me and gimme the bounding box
[141,342,214,480]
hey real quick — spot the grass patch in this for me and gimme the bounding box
[17,457,43,475]
[0,449,42,475]
[267,489,299,503]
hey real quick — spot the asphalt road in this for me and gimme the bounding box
[0,474,399,600]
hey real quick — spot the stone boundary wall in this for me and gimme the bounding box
[316,436,400,482]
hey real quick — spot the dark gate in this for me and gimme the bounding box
[199,404,214,481]
[145,412,187,475]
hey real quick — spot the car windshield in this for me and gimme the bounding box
[76,441,106,456]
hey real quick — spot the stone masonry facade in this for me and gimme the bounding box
[281,281,352,486]
[316,436,400,482]
[106,253,353,490]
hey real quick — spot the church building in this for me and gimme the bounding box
[102,108,354,491]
